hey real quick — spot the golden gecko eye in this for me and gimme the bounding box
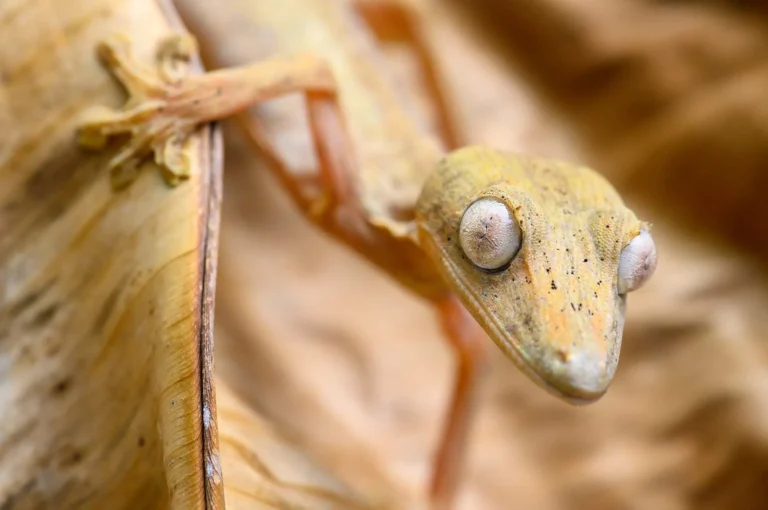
[617,230,658,294]
[459,198,522,271]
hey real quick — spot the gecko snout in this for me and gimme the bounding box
[544,345,611,403]
[534,313,623,404]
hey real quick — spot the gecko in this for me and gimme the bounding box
[75,0,658,507]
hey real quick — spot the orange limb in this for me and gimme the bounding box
[431,296,487,510]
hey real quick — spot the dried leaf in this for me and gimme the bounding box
[0,0,218,506]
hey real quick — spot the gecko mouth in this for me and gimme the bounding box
[425,235,610,404]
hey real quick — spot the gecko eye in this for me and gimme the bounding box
[459,198,522,271]
[617,230,657,294]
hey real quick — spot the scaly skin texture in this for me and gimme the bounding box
[416,147,647,400]
[75,0,656,506]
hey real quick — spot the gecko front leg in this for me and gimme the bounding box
[77,33,341,194]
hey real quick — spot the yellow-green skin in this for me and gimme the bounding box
[417,146,647,401]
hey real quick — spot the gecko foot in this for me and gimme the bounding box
[77,33,204,189]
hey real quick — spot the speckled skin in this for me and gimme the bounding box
[416,146,649,400]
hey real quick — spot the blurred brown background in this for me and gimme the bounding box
[212,0,768,509]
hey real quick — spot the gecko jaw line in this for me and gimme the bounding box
[430,238,553,392]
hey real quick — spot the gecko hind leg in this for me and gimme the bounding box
[353,0,463,150]
[430,296,487,510]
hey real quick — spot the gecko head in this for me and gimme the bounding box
[415,146,657,403]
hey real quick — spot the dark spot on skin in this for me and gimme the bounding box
[52,378,71,396]
[594,292,598,298]
[138,436,145,447]
[216,87,223,95]
[578,303,583,311]
[493,294,498,299]
[597,280,602,286]
[600,257,605,262]
[605,225,610,229]
[565,248,570,253]
[158,107,165,113]
[31,303,58,328]
[171,400,176,407]
[525,276,531,283]
[570,303,576,311]
[555,349,568,363]
[546,267,551,274]
[551,280,557,290]
[193,99,200,105]
[149,305,156,316]
[70,451,82,464]
[447,236,452,242]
